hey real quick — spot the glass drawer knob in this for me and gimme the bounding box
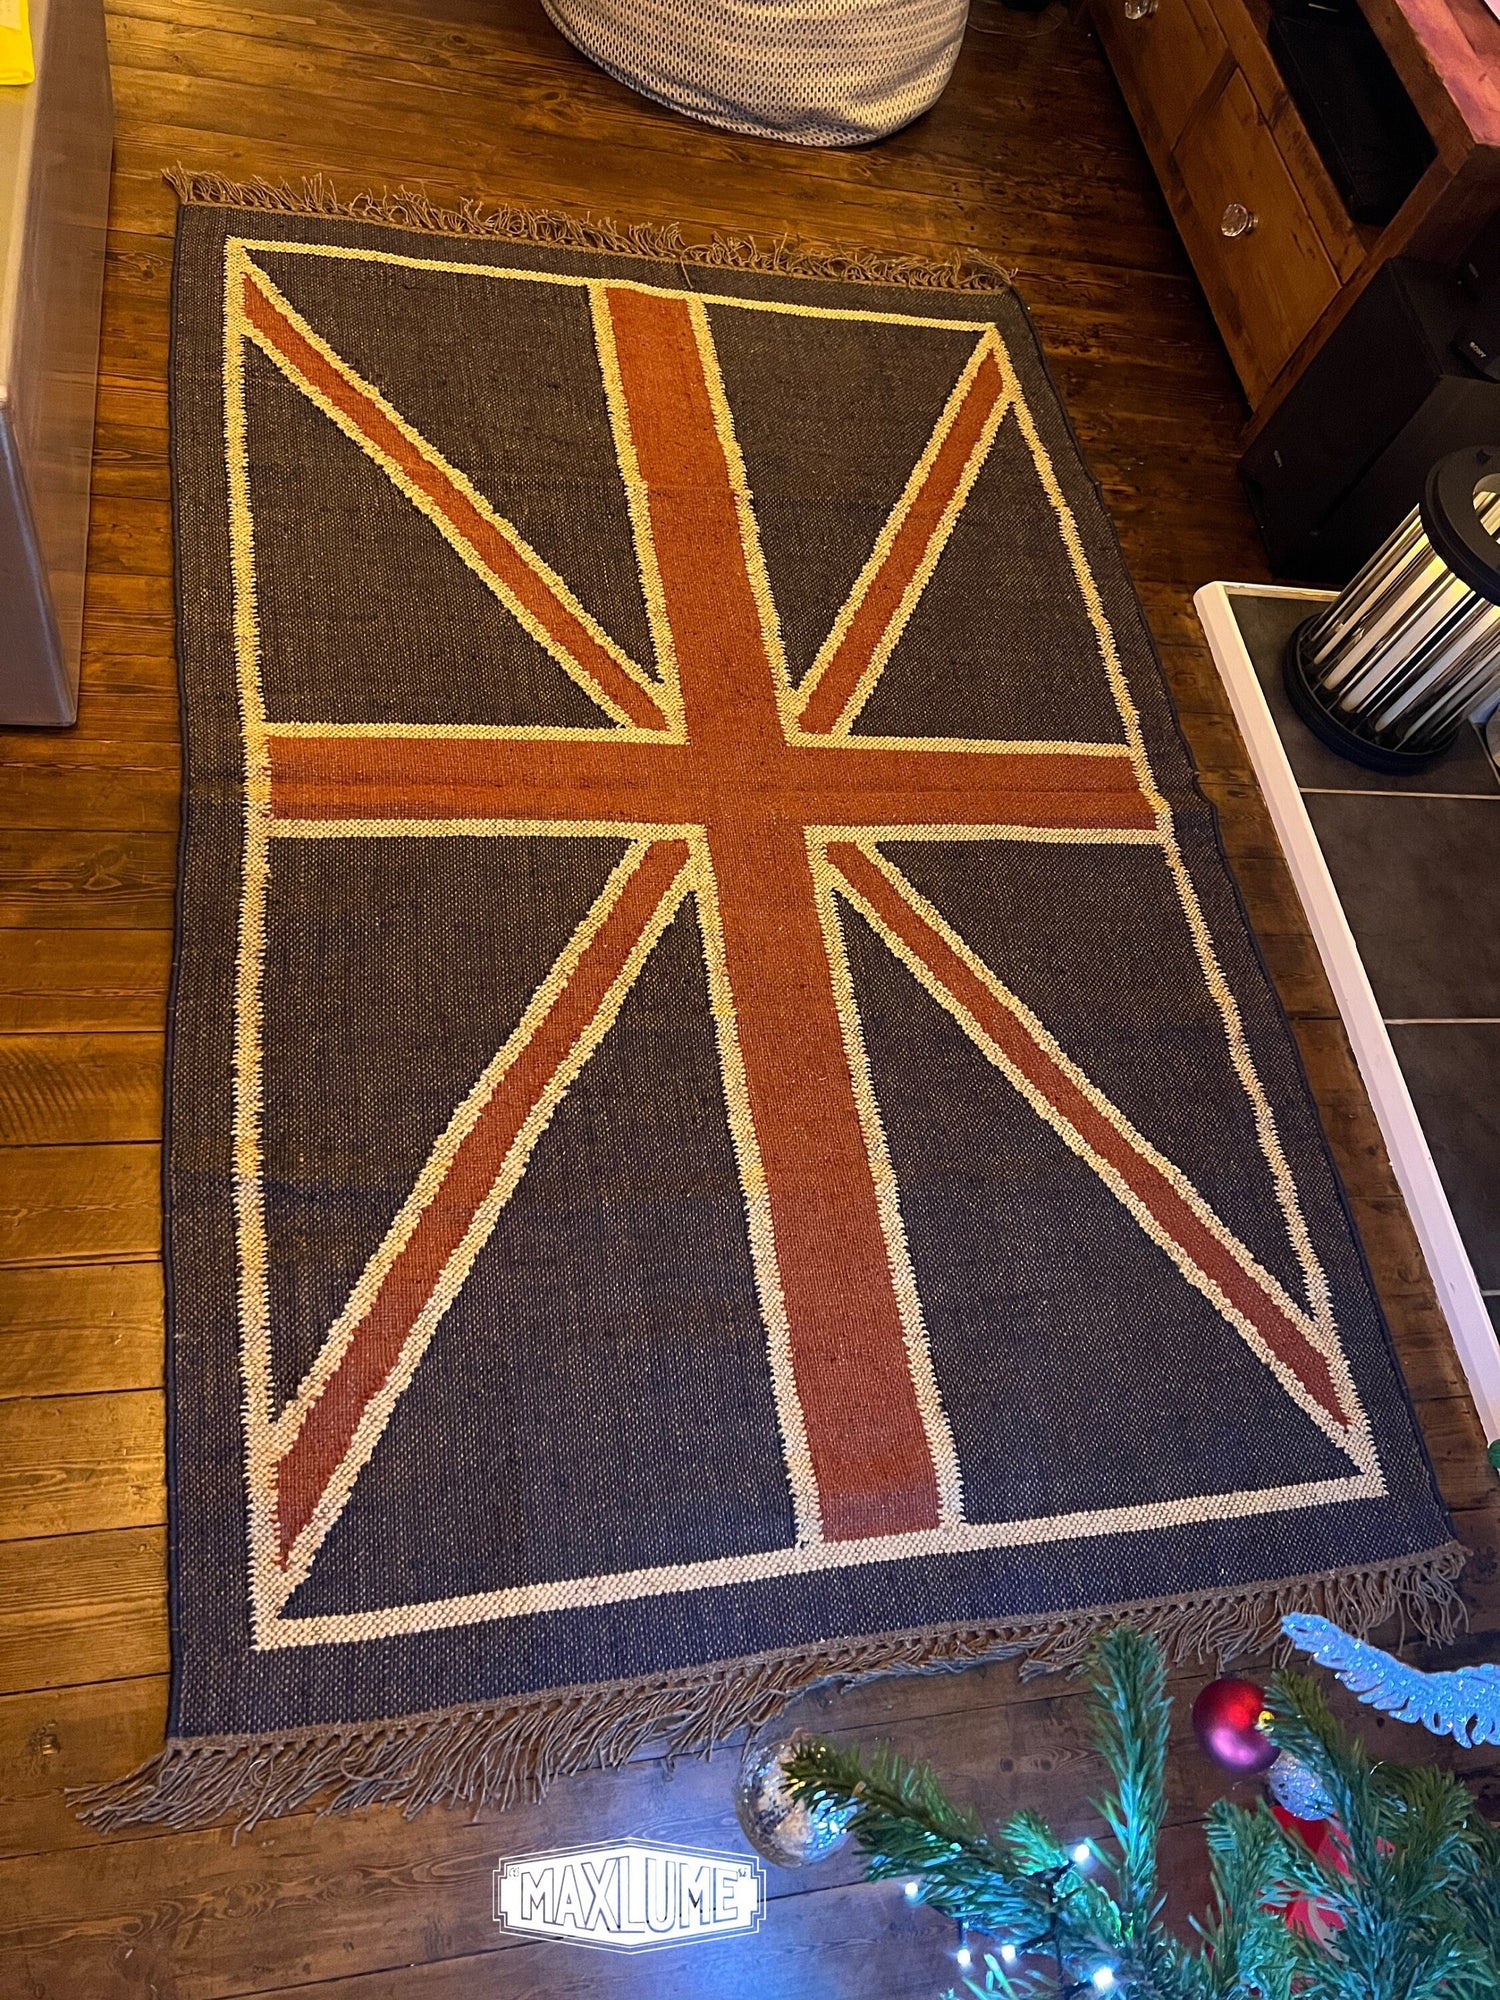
[1221,203,1256,238]
[1124,0,1157,17]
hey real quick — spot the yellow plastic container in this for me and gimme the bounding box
[0,0,34,86]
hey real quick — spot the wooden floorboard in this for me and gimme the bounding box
[2,0,1496,1990]
[0,1264,165,1398]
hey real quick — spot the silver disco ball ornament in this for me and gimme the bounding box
[734,1727,854,1866]
[1267,1746,1336,1822]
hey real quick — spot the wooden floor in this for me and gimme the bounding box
[3,1,1499,1992]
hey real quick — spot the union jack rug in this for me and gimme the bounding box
[84,190,1458,1828]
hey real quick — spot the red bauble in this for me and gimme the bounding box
[1191,1676,1278,1773]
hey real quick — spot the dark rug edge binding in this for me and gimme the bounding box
[74,171,1466,1833]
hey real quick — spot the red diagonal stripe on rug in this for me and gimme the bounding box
[239,265,673,735]
[828,842,1349,1431]
[273,838,692,1567]
[797,344,1008,736]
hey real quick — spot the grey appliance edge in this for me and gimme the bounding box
[0,0,112,726]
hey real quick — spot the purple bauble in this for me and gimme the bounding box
[1192,1677,1278,1774]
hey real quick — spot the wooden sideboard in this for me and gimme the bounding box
[1091,0,1500,427]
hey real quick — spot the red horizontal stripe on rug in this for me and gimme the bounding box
[265,732,1157,835]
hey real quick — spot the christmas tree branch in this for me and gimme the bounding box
[1192,1801,1298,2000]
[781,1626,1500,2000]
[781,1738,1050,1937]
[1263,1669,1500,2000]
[1090,1628,1169,1923]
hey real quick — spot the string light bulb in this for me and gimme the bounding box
[955,1925,972,1969]
[999,1942,1019,1964]
[1091,1968,1116,1992]
[1071,1842,1092,1868]
[903,1879,920,1899]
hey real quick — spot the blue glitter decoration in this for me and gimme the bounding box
[1267,1745,1336,1821]
[1283,1613,1500,1748]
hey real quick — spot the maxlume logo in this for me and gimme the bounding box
[493,1840,765,1950]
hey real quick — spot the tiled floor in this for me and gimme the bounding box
[1230,592,1500,1336]
[1303,796,1500,1019]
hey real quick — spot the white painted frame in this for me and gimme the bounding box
[1195,581,1500,1450]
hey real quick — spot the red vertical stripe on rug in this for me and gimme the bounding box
[604,284,943,1540]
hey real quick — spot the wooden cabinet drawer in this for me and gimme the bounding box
[1093,0,1227,154]
[1172,69,1339,404]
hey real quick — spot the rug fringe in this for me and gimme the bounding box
[163,166,1016,293]
[72,1542,1466,1832]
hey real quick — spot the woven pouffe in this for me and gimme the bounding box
[542,0,970,146]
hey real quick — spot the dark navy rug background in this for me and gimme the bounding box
[166,205,1450,1737]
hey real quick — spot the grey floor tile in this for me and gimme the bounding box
[1387,1024,1500,1290]
[1302,793,1500,1019]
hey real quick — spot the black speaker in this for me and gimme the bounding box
[1458,208,1500,299]
[1453,296,1500,381]
[1240,259,1500,584]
